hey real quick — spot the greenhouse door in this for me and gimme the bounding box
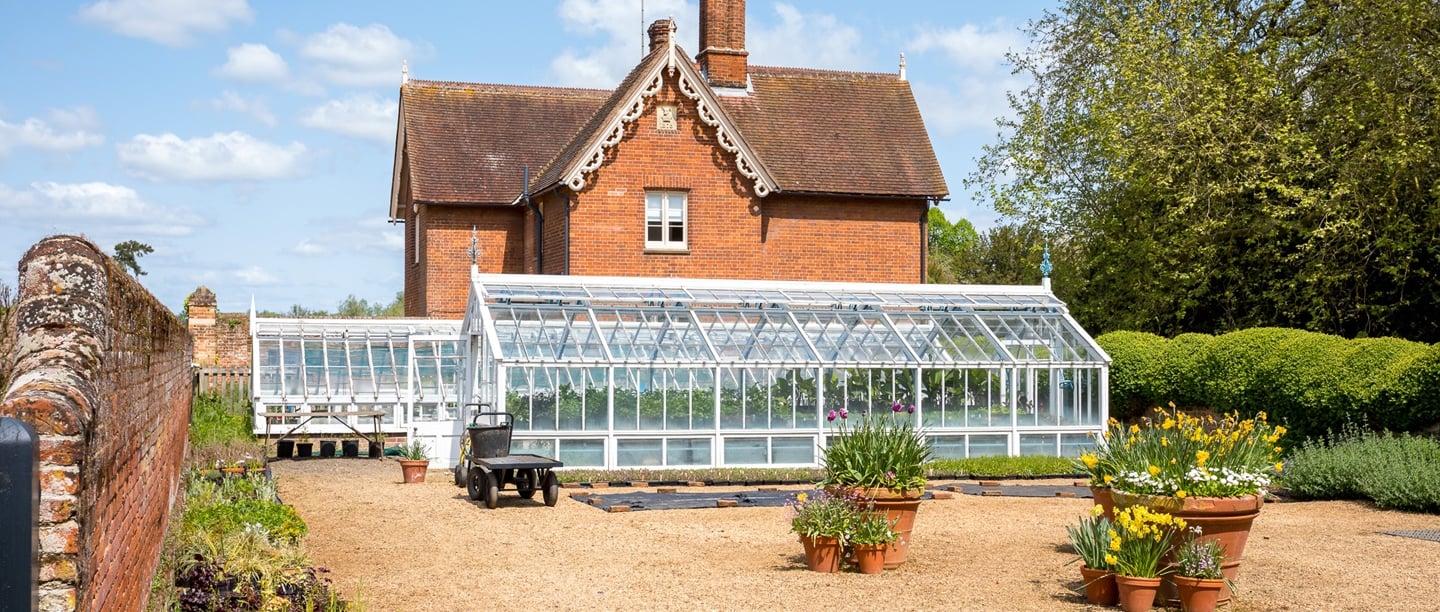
[409,334,466,467]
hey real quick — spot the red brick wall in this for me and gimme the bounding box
[0,235,192,612]
[187,290,252,368]
[421,204,526,318]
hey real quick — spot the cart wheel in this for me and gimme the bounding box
[466,467,483,501]
[517,469,538,499]
[483,471,500,509]
[543,472,560,507]
[453,460,468,487]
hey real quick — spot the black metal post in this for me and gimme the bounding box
[0,417,40,612]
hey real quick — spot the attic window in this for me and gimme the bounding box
[656,105,678,131]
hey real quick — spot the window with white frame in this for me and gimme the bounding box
[645,191,687,250]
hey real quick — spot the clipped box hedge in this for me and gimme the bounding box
[1097,328,1440,442]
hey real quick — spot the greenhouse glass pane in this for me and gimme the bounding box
[772,437,815,464]
[1019,434,1057,456]
[491,306,604,362]
[558,439,605,466]
[723,437,767,464]
[929,436,966,460]
[697,310,815,363]
[617,439,663,466]
[666,438,711,466]
[512,438,555,459]
[613,367,641,431]
[968,434,1009,457]
[796,311,912,363]
[1061,433,1093,458]
[596,308,713,363]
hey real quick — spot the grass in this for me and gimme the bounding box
[557,455,1081,484]
[1280,426,1440,513]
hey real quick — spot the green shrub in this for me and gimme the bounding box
[190,391,254,448]
[184,498,308,544]
[1097,330,1167,420]
[925,455,1079,477]
[1281,427,1440,513]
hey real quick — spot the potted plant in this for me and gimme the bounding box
[786,489,856,573]
[1076,426,1121,519]
[1066,504,1118,605]
[1173,527,1229,612]
[818,401,934,568]
[847,507,898,574]
[1104,405,1285,603]
[1109,505,1184,612]
[396,440,430,483]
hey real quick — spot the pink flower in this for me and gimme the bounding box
[907,404,916,414]
[892,401,903,413]
[839,408,848,419]
[827,410,837,422]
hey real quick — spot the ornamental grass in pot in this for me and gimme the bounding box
[818,401,934,568]
[786,490,854,573]
[847,508,899,575]
[1103,405,1286,603]
[396,440,430,483]
[1065,504,1118,605]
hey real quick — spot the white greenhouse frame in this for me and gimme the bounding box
[250,272,1111,469]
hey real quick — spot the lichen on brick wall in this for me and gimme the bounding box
[0,235,192,612]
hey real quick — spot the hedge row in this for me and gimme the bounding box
[1097,328,1440,442]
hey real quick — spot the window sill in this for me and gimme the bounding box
[644,247,690,255]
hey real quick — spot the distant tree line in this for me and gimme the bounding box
[954,0,1440,342]
[257,292,405,318]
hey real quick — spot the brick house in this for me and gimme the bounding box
[389,0,948,318]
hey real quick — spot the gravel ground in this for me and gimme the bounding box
[273,459,1440,612]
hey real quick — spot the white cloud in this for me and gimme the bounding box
[0,107,105,156]
[213,43,288,81]
[0,181,204,236]
[207,91,275,126]
[233,265,278,285]
[294,217,403,257]
[117,132,306,182]
[299,23,428,87]
[908,21,1028,134]
[549,0,694,88]
[292,240,327,256]
[79,0,252,47]
[748,4,864,70]
[298,94,396,141]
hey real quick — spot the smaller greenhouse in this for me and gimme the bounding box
[457,272,1111,470]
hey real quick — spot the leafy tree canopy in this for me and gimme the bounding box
[113,240,154,277]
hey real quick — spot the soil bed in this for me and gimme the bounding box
[274,459,1440,611]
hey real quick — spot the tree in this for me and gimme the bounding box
[926,208,980,284]
[970,0,1440,341]
[113,240,154,277]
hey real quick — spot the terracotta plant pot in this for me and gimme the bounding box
[849,487,923,569]
[1113,491,1262,604]
[399,459,429,483]
[1079,565,1118,605]
[1174,575,1226,612]
[1090,485,1115,520]
[853,544,886,574]
[798,536,842,573]
[1114,575,1162,612]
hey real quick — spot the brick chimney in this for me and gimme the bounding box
[647,18,674,54]
[697,0,748,88]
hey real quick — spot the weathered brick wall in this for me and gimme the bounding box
[0,235,192,612]
[186,286,251,368]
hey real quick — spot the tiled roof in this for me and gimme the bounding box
[398,57,947,203]
[401,79,607,204]
[530,48,671,195]
[719,65,947,197]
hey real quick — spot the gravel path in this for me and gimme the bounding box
[273,459,1440,611]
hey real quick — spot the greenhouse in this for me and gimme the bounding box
[456,272,1111,470]
[250,273,1110,469]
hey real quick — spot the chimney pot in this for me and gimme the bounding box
[647,19,674,54]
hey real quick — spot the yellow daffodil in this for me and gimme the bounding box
[1175,490,1187,499]
[1148,465,1161,477]
[1105,553,1118,566]
[1195,450,1210,466]
[1162,418,1175,430]
[1275,462,1284,473]
[1130,424,1141,434]
[1091,504,1105,517]
[1103,474,1114,484]
[1081,453,1099,469]
[796,492,807,503]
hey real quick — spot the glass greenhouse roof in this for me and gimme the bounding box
[464,274,1108,368]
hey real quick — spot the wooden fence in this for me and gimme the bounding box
[193,367,251,411]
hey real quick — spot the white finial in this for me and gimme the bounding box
[668,15,676,52]
[402,59,409,85]
[899,53,907,81]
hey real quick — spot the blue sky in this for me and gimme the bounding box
[0,0,1054,314]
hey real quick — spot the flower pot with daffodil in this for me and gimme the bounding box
[1109,505,1185,612]
[1066,505,1118,605]
[1103,405,1286,604]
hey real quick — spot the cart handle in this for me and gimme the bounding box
[470,409,513,428]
